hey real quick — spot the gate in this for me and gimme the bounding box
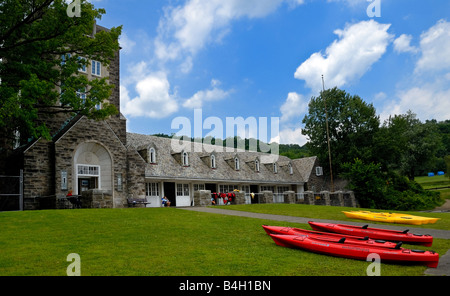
[0,170,23,211]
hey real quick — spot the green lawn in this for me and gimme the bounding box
[416,175,450,200]
[1,207,449,276]
[215,203,450,230]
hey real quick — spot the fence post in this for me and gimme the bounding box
[19,170,23,211]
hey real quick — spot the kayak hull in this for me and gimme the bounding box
[269,234,439,268]
[262,225,398,248]
[343,211,440,225]
[309,221,434,247]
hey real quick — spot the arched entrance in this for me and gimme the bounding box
[73,142,113,195]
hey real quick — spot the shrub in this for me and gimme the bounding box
[341,159,444,210]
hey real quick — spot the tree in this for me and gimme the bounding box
[0,0,122,151]
[374,111,442,180]
[301,87,380,175]
[445,155,450,179]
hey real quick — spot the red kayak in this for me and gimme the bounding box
[262,225,399,249]
[269,234,439,268]
[309,221,434,247]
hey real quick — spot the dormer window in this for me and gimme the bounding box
[149,148,156,164]
[289,163,293,175]
[273,163,278,174]
[234,157,240,170]
[211,154,216,169]
[182,151,189,166]
[255,159,260,172]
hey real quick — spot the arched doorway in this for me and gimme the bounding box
[73,142,113,195]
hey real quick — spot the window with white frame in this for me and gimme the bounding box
[261,185,274,192]
[146,182,159,196]
[78,57,86,72]
[316,166,323,176]
[255,159,260,172]
[193,184,205,191]
[149,148,156,164]
[182,151,189,166]
[234,157,240,170]
[277,186,290,194]
[177,183,190,196]
[211,155,216,169]
[92,60,101,76]
[61,53,71,66]
[273,163,278,174]
[219,184,238,193]
[289,163,293,175]
[77,164,100,176]
[76,87,86,103]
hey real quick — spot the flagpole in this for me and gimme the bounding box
[322,75,334,192]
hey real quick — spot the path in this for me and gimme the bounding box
[181,207,450,276]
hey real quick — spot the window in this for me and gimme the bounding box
[273,163,278,174]
[182,151,189,166]
[177,184,190,196]
[61,53,71,66]
[92,60,101,76]
[289,163,293,175]
[277,186,290,194]
[261,186,274,192]
[193,184,205,191]
[146,183,159,196]
[316,166,323,176]
[149,148,156,164]
[117,174,123,191]
[234,157,240,170]
[210,155,216,169]
[219,184,238,193]
[78,57,86,72]
[76,88,86,103]
[255,160,260,172]
[77,165,100,176]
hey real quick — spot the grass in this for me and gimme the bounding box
[415,175,450,200]
[214,203,450,230]
[1,206,449,276]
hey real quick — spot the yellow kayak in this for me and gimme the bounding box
[342,211,440,225]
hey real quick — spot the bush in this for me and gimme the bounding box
[341,159,444,210]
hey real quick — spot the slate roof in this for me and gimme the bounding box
[126,133,304,185]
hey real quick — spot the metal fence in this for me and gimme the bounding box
[0,170,23,211]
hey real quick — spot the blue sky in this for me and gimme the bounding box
[92,0,450,145]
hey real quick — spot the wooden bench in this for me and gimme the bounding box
[127,197,150,207]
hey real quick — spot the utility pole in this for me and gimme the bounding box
[322,75,334,192]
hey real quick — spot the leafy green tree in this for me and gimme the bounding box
[0,0,122,151]
[375,111,442,180]
[302,87,380,175]
[445,155,450,179]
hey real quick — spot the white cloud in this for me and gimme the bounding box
[119,32,136,55]
[393,34,418,54]
[294,20,393,91]
[415,19,450,73]
[381,20,450,122]
[381,84,450,122]
[271,126,308,146]
[155,0,305,72]
[280,92,308,122]
[120,72,179,119]
[183,80,232,109]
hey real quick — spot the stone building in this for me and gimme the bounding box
[2,25,344,211]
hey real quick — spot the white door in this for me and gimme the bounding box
[176,183,191,207]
